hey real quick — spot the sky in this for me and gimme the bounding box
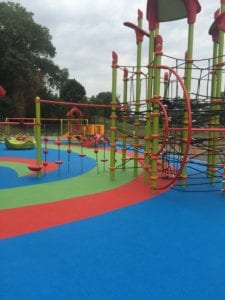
[5,0,221,98]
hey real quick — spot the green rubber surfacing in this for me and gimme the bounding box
[0,161,31,177]
[0,145,141,210]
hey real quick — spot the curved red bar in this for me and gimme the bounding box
[147,64,192,190]
[123,22,149,43]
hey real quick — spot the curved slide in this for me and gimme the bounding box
[82,134,101,147]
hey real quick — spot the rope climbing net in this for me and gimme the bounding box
[113,53,225,192]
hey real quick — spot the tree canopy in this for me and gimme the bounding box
[0,2,113,121]
[0,2,59,116]
[0,2,79,118]
[60,79,86,103]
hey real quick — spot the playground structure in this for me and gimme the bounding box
[104,0,225,193]
[2,3,225,297]
[1,116,105,142]
[1,0,225,194]
[0,113,105,151]
[61,106,104,144]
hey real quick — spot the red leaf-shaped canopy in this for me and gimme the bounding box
[146,0,201,30]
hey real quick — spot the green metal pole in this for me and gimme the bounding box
[211,1,225,185]
[151,34,162,191]
[184,24,194,91]
[208,42,219,178]
[181,22,195,186]
[221,1,225,191]
[144,29,155,183]
[110,51,118,181]
[33,118,36,137]
[122,68,128,171]
[133,11,143,177]
[35,97,42,177]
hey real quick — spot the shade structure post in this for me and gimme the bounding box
[208,9,221,179]
[180,22,195,186]
[208,41,219,179]
[211,2,225,185]
[146,0,201,189]
[124,9,149,177]
[180,0,201,186]
[144,23,158,183]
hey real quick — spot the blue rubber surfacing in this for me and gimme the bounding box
[0,143,96,188]
[1,188,225,300]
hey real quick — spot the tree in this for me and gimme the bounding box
[95,92,112,118]
[60,79,86,102]
[88,95,104,121]
[0,2,68,118]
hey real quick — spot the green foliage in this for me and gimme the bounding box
[88,95,104,120]
[0,2,69,118]
[0,2,115,122]
[89,91,117,118]
[95,92,112,118]
[60,79,86,102]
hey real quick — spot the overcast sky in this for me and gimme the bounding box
[7,0,221,97]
